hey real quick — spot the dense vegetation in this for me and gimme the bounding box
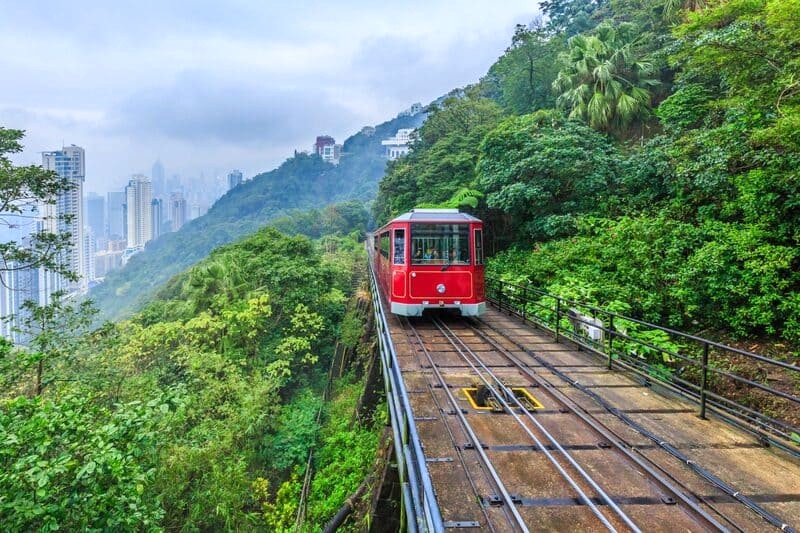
[1,226,381,530]
[376,0,800,347]
[91,113,424,322]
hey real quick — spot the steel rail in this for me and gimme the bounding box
[465,318,732,532]
[402,317,530,533]
[422,363,498,533]
[367,256,444,532]
[474,316,797,533]
[402,322,498,533]
[430,316,627,533]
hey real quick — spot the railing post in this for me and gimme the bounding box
[607,315,614,370]
[554,298,560,342]
[498,282,504,313]
[700,343,709,419]
[522,283,528,322]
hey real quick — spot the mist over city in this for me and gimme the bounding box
[1,1,537,193]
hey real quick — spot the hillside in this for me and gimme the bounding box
[1,224,382,530]
[375,0,800,347]
[91,112,425,321]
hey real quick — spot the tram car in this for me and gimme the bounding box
[372,209,486,316]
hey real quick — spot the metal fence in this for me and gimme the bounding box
[368,257,444,533]
[486,278,800,452]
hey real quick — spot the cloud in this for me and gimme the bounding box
[109,72,354,146]
[0,1,542,191]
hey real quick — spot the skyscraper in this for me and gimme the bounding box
[125,175,153,249]
[42,145,86,291]
[85,192,105,238]
[227,169,243,190]
[151,198,163,240]
[170,192,187,231]
[83,232,97,282]
[107,191,125,239]
[151,159,165,198]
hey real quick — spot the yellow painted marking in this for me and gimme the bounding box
[461,387,544,410]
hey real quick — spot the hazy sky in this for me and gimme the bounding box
[0,1,539,193]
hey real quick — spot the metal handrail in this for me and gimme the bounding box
[486,277,800,449]
[368,252,444,532]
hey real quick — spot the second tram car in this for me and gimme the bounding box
[372,209,485,316]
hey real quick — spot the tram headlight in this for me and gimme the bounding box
[436,283,446,294]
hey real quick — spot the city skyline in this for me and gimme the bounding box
[0,2,539,192]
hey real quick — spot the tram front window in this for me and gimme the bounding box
[411,224,470,265]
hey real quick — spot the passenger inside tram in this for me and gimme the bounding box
[411,224,470,266]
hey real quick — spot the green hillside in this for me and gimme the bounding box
[1,224,381,530]
[375,0,800,345]
[91,113,424,321]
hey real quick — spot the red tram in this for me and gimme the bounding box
[372,209,486,316]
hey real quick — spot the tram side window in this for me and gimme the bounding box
[475,229,484,265]
[379,232,390,258]
[410,224,470,265]
[393,229,405,264]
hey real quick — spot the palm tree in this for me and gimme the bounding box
[553,22,659,132]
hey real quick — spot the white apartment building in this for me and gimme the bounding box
[381,129,415,160]
[42,145,86,291]
[125,175,153,249]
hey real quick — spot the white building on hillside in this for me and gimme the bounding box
[381,128,415,160]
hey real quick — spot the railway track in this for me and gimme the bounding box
[397,312,798,532]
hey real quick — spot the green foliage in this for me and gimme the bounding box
[541,0,604,35]
[0,393,167,531]
[261,390,322,473]
[478,116,620,240]
[0,128,76,282]
[553,21,660,132]
[305,380,380,527]
[0,223,374,530]
[373,97,503,223]
[2,292,97,397]
[482,24,563,115]
[488,216,800,341]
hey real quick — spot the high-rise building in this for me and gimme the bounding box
[107,191,125,239]
[227,169,243,190]
[170,192,187,232]
[85,192,105,238]
[83,232,97,282]
[151,198,163,240]
[152,159,165,198]
[125,175,153,249]
[42,145,86,291]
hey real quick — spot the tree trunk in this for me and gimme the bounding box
[36,359,43,396]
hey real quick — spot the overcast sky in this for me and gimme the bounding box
[0,1,539,193]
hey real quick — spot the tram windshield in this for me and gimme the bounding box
[411,223,470,265]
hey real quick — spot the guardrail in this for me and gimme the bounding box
[486,278,800,452]
[368,254,444,532]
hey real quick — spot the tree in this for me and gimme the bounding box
[553,22,659,132]
[4,291,97,396]
[478,114,620,241]
[0,128,76,285]
[541,0,605,35]
[483,23,563,115]
[373,97,503,223]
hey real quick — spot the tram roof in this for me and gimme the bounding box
[390,208,481,223]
